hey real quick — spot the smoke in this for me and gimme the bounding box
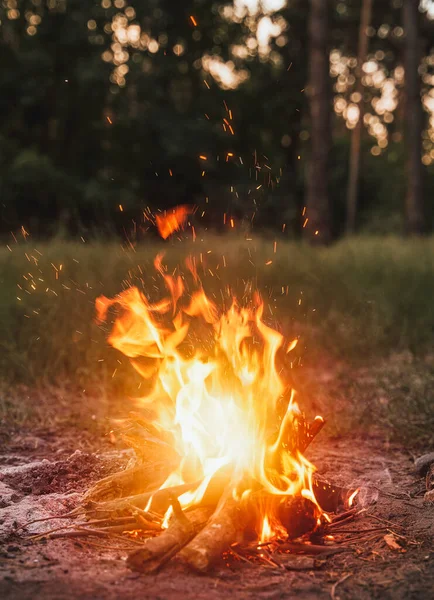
[349,467,394,508]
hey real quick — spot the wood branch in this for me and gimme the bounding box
[286,414,325,454]
[97,522,158,535]
[83,464,232,520]
[127,507,212,574]
[330,508,357,523]
[82,461,173,503]
[268,414,325,475]
[40,526,143,543]
[300,416,325,453]
[179,495,248,573]
[326,515,355,529]
[82,480,202,519]
[82,516,142,528]
[277,542,348,556]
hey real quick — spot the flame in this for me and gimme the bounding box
[348,488,359,507]
[97,255,324,538]
[155,205,193,239]
[260,515,273,543]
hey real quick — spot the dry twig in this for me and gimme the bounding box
[330,573,352,600]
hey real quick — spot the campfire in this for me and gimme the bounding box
[63,249,354,573]
[27,224,358,573]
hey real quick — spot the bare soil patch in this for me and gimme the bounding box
[1,429,433,600]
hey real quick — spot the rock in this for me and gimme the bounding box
[0,481,20,508]
[414,453,434,476]
[424,489,434,503]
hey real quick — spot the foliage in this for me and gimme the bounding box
[0,1,433,238]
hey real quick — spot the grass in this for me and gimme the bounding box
[1,233,433,445]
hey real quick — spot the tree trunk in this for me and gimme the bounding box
[402,0,425,234]
[305,0,332,244]
[346,0,373,234]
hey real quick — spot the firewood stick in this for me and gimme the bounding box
[270,415,325,474]
[83,464,232,518]
[127,507,212,574]
[134,514,162,531]
[331,508,357,523]
[32,516,162,542]
[83,479,202,519]
[277,542,348,555]
[26,514,127,538]
[299,416,325,453]
[83,461,173,503]
[179,495,248,573]
[84,516,140,527]
[38,526,144,543]
[327,515,355,528]
[97,522,158,534]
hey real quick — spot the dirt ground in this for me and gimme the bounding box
[0,426,433,600]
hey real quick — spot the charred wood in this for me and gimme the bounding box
[277,496,318,540]
[312,476,348,513]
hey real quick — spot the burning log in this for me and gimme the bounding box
[179,495,249,573]
[300,416,325,452]
[277,496,318,540]
[312,476,349,513]
[127,506,212,574]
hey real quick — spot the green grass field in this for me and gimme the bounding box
[1,234,433,445]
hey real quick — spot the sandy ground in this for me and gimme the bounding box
[0,429,433,600]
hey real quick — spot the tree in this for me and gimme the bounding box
[346,0,373,234]
[305,0,332,243]
[402,0,425,234]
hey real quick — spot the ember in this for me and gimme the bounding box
[155,205,193,239]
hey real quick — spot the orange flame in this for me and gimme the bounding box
[155,205,193,239]
[348,488,359,507]
[260,515,273,543]
[97,255,324,537]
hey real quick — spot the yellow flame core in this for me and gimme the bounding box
[96,255,322,538]
[260,515,273,543]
